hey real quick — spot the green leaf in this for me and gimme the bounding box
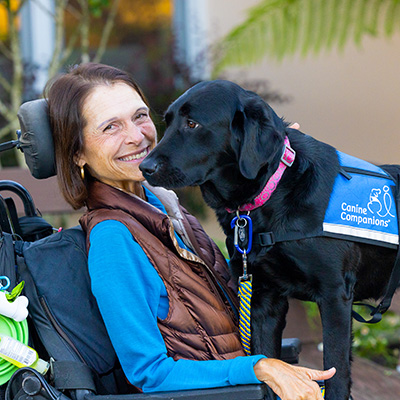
[337,0,354,50]
[385,0,400,36]
[326,0,343,50]
[367,0,384,36]
[213,0,400,76]
[313,0,329,54]
[354,0,368,45]
[88,0,110,18]
[285,3,300,55]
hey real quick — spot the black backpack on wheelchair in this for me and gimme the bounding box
[0,99,302,400]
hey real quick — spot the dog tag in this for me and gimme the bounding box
[238,221,247,242]
[230,215,253,254]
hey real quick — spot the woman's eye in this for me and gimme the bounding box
[136,112,148,120]
[103,124,115,132]
[187,119,199,129]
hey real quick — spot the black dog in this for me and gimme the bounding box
[140,80,400,399]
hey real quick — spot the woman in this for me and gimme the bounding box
[45,63,335,400]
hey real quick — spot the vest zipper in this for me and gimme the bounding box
[181,247,238,321]
[343,166,395,180]
[203,266,238,321]
[166,222,224,295]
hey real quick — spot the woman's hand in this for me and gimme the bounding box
[254,358,335,400]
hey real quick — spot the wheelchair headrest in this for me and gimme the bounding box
[17,99,56,179]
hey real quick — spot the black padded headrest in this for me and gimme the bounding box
[17,99,56,179]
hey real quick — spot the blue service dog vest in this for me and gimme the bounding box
[255,150,400,323]
[323,151,399,248]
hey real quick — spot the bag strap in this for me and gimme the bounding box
[254,229,323,249]
[52,360,97,392]
[0,233,18,288]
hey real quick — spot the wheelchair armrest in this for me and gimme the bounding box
[85,384,272,400]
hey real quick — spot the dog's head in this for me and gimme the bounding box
[140,80,288,204]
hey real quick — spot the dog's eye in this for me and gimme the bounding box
[186,119,199,129]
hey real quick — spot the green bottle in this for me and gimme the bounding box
[0,335,49,374]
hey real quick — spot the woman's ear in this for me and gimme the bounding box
[74,153,86,168]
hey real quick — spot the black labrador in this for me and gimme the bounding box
[140,80,400,400]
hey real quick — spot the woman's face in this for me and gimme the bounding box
[77,82,157,192]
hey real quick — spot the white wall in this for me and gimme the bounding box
[207,0,400,165]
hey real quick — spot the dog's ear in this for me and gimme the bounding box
[230,98,284,180]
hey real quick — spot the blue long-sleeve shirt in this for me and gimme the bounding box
[87,188,264,392]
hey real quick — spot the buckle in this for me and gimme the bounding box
[371,301,389,316]
[281,144,296,167]
[258,232,275,247]
[239,274,253,283]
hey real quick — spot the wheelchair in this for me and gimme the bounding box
[0,99,304,400]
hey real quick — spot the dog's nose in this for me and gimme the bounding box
[139,158,159,176]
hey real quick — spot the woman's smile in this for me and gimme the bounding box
[118,147,150,162]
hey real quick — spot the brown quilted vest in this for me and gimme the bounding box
[80,180,245,361]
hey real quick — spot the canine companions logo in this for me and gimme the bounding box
[323,152,399,247]
[367,186,395,218]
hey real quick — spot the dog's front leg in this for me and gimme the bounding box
[251,289,289,358]
[318,293,353,400]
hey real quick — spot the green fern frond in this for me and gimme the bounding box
[367,0,384,35]
[313,0,328,53]
[339,0,358,49]
[385,0,400,36]
[354,0,369,45]
[213,0,400,77]
[326,0,343,50]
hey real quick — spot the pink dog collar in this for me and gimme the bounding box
[228,136,296,213]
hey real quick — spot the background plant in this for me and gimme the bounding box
[213,0,400,75]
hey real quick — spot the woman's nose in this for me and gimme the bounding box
[124,122,145,145]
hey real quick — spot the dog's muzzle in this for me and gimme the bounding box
[139,157,162,179]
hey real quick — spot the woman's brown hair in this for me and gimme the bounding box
[44,63,149,209]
